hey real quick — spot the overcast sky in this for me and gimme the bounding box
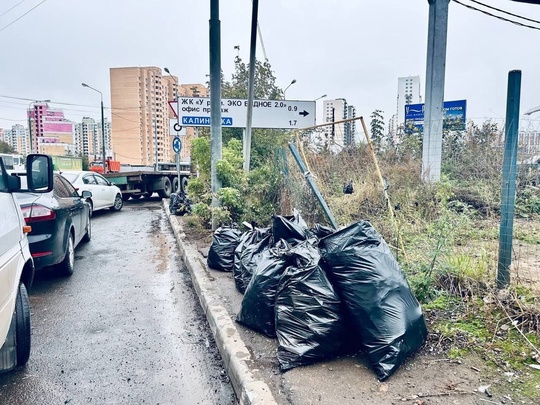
[1,0,539,131]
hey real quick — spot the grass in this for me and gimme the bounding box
[186,134,540,400]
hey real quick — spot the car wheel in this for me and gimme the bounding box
[172,177,180,193]
[82,214,91,243]
[87,199,93,218]
[15,283,31,366]
[57,233,75,276]
[110,194,123,211]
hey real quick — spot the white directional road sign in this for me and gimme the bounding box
[168,97,316,129]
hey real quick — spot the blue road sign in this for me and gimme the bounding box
[181,116,233,126]
[172,136,182,154]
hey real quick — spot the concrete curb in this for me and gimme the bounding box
[164,203,278,405]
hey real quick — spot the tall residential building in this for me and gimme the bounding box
[5,125,30,155]
[110,66,178,165]
[74,117,112,159]
[396,76,421,128]
[322,98,356,148]
[345,105,357,146]
[27,103,75,155]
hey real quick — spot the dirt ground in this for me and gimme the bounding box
[179,219,538,405]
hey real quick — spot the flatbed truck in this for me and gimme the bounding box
[92,161,192,200]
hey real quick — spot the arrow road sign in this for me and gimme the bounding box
[169,97,316,129]
[172,136,182,154]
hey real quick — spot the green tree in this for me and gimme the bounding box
[187,57,289,227]
[0,140,15,153]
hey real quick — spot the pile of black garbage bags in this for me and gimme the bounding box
[207,209,428,381]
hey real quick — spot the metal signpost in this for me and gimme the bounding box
[169,97,316,129]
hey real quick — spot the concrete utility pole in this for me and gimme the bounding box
[244,0,259,172]
[422,0,450,182]
[210,0,222,229]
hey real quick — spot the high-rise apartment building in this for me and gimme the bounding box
[396,76,421,127]
[322,98,356,148]
[5,125,30,155]
[110,66,208,165]
[74,117,111,159]
[110,67,175,165]
[27,103,74,155]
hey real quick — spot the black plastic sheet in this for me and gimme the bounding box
[320,221,428,381]
[236,240,289,337]
[232,227,272,294]
[207,226,242,272]
[275,241,346,371]
[272,209,309,245]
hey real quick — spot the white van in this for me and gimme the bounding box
[0,154,53,372]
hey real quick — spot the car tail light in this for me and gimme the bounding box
[21,204,56,223]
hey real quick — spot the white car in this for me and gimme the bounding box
[0,154,53,372]
[61,171,123,215]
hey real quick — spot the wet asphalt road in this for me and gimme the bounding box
[0,197,237,405]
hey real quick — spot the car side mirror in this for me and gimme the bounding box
[27,154,53,192]
[81,190,92,199]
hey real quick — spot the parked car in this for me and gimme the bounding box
[15,173,92,276]
[0,154,53,372]
[61,171,123,214]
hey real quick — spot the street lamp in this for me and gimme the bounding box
[27,99,50,153]
[164,67,182,192]
[82,83,106,175]
[283,79,296,99]
[314,94,327,101]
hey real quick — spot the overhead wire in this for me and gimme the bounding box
[452,0,540,31]
[467,0,540,25]
[0,0,47,33]
[0,0,28,19]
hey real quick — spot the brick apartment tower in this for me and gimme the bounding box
[109,67,174,165]
[110,67,207,165]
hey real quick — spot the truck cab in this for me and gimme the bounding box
[0,154,53,372]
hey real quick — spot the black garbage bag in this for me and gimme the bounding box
[272,209,309,245]
[320,221,428,381]
[309,223,336,239]
[232,227,272,294]
[169,192,192,216]
[275,241,346,371]
[236,240,290,337]
[207,226,242,272]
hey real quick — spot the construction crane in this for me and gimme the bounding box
[524,106,540,116]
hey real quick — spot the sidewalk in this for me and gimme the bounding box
[165,205,495,405]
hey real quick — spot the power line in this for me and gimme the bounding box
[453,0,540,30]
[0,0,28,19]
[468,0,540,25]
[0,0,48,33]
